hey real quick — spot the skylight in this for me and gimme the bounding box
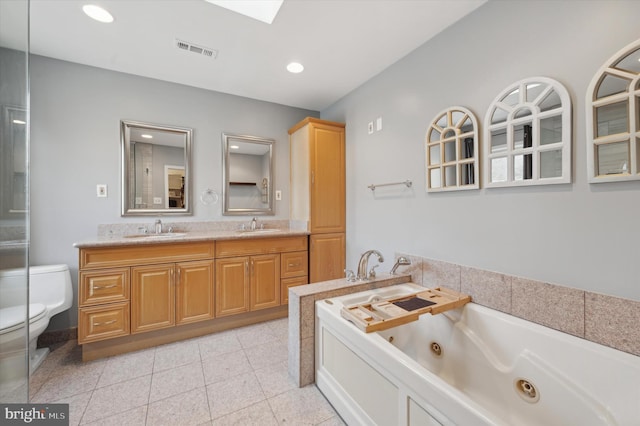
[204,0,284,24]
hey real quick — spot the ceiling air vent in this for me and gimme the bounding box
[175,39,217,58]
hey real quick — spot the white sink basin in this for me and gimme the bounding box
[123,232,186,239]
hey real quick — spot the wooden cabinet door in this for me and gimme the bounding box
[310,123,345,233]
[250,254,280,311]
[215,257,250,317]
[176,260,214,325]
[131,264,175,333]
[310,233,346,283]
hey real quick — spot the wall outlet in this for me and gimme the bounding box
[135,197,142,204]
[275,190,282,201]
[153,197,162,204]
[368,121,374,134]
[96,184,107,197]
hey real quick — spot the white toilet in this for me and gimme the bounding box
[0,264,73,381]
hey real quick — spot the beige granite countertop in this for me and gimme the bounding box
[73,221,309,248]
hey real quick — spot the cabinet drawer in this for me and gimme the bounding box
[80,241,215,269]
[216,236,307,258]
[79,268,129,306]
[78,302,130,344]
[281,276,308,304]
[281,251,308,278]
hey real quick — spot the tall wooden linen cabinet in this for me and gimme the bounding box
[288,118,346,283]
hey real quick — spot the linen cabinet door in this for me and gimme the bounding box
[250,254,280,311]
[176,260,214,325]
[310,233,346,283]
[310,123,345,233]
[131,264,175,333]
[215,257,250,317]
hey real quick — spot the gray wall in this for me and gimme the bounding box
[321,0,640,302]
[29,56,316,330]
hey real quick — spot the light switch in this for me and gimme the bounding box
[275,190,282,201]
[376,117,383,131]
[368,122,374,134]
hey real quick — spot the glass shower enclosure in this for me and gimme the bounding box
[0,0,30,403]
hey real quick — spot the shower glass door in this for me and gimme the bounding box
[0,0,30,403]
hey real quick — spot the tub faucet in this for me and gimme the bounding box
[357,250,384,281]
[250,217,257,231]
[154,219,162,234]
[390,256,411,275]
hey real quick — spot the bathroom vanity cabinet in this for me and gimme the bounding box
[215,236,307,316]
[77,235,307,360]
[289,117,346,282]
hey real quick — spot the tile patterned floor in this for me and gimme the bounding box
[28,318,345,425]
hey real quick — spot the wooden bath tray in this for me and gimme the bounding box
[340,287,471,333]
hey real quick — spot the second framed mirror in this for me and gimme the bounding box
[222,133,275,216]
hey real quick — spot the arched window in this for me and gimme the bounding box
[586,39,640,182]
[484,77,571,187]
[426,106,479,191]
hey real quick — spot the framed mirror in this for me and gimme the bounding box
[121,120,192,216]
[222,133,274,216]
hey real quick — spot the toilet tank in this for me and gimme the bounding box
[0,267,29,309]
[28,264,73,316]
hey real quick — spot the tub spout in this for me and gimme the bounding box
[390,256,411,275]
[357,250,384,280]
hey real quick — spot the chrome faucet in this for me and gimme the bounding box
[390,256,411,274]
[250,217,257,231]
[357,250,384,281]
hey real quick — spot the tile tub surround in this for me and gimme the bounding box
[288,254,639,389]
[288,274,412,387]
[400,253,640,358]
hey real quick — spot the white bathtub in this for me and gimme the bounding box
[315,284,640,426]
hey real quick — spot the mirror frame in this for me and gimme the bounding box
[222,132,275,216]
[121,119,193,216]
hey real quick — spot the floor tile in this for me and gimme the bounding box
[201,350,252,385]
[81,375,151,423]
[207,371,266,420]
[245,339,288,371]
[254,361,296,399]
[97,348,155,388]
[82,405,148,426]
[236,323,278,349]
[154,340,201,372]
[31,365,102,403]
[316,415,347,426]
[210,400,278,426]
[266,317,289,341]
[147,387,211,426]
[149,361,205,403]
[51,391,92,426]
[268,385,336,425]
[197,329,242,358]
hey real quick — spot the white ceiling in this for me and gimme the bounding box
[10,0,486,111]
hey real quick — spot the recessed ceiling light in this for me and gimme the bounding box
[82,5,114,23]
[230,145,240,149]
[205,0,283,24]
[12,119,26,125]
[141,134,153,139]
[287,62,304,74]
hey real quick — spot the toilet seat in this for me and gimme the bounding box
[0,303,47,335]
